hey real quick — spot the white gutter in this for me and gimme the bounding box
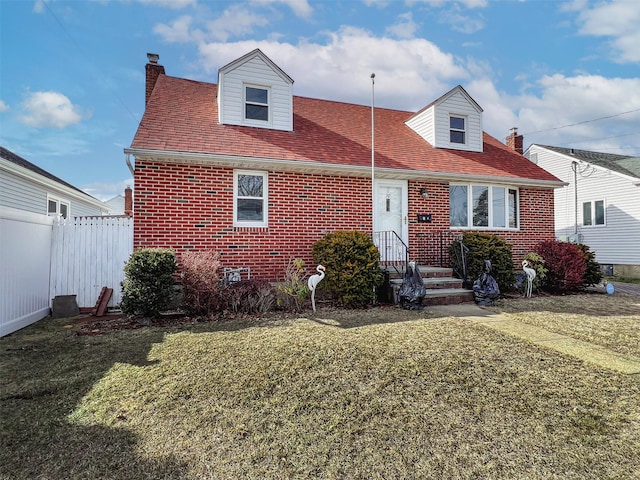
[125,152,135,176]
[124,147,568,189]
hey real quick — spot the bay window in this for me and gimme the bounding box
[450,184,518,229]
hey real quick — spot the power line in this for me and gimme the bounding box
[566,131,640,145]
[43,1,140,125]
[522,107,640,136]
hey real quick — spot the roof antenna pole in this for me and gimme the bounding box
[371,73,376,235]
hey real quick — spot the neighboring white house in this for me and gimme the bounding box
[1,146,111,336]
[1,146,110,218]
[525,144,640,277]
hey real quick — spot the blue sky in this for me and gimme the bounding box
[1,0,639,201]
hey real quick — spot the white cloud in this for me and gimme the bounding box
[82,178,134,202]
[439,10,485,34]
[138,0,196,9]
[197,26,468,111]
[154,15,201,43]
[512,74,640,151]
[19,91,85,128]
[204,4,270,42]
[386,12,419,39]
[574,0,640,63]
[250,0,313,19]
[0,100,9,112]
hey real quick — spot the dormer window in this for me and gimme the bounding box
[245,85,269,122]
[450,115,466,144]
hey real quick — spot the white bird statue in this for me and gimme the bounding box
[308,265,326,313]
[522,260,536,298]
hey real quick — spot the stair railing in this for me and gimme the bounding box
[373,230,409,277]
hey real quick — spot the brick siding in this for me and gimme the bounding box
[135,161,556,280]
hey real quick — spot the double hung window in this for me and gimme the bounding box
[245,85,269,122]
[234,170,268,227]
[450,115,466,144]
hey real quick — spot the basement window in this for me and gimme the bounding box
[234,170,268,227]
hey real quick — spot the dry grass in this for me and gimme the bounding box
[1,295,639,479]
[488,293,640,357]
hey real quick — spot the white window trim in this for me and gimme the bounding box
[582,199,606,227]
[450,183,520,230]
[243,83,271,126]
[449,114,467,146]
[233,170,268,228]
[47,194,70,219]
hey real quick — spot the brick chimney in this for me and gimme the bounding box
[124,186,133,216]
[145,53,165,106]
[506,127,524,154]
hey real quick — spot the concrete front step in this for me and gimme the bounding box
[390,277,463,290]
[423,288,475,306]
[383,265,474,306]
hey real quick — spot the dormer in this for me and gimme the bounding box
[405,85,483,153]
[217,49,294,132]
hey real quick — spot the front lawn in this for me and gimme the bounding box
[1,295,639,479]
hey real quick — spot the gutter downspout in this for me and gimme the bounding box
[572,161,578,235]
[126,153,135,176]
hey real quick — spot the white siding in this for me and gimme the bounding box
[219,55,293,131]
[433,91,483,152]
[528,145,640,265]
[406,87,483,152]
[0,207,52,337]
[405,107,435,144]
[0,168,106,217]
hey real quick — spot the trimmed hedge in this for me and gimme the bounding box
[450,232,515,293]
[312,230,384,308]
[121,248,178,318]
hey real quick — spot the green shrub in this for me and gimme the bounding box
[576,243,602,286]
[312,230,384,308]
[450,232,515,292]
[533,240,586,293]
[521,252,547,293]
[121,248,178,317]
[180,250,224,315]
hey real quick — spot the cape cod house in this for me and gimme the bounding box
[125,50,563,282]
[525,144,640,278]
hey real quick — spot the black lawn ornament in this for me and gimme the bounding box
[473,259,500,306]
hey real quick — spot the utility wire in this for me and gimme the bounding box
[522,108,640,136]
[43,0,140,125]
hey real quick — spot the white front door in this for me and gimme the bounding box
[374,180,408,261]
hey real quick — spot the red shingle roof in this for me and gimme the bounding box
[131,75,560,184]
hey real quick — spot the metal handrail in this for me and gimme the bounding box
[373,230,409,277]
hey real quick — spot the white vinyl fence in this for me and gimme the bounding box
[1,207,53,337]
[50,216,133,310]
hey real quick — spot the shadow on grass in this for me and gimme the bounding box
[0,317,189,479]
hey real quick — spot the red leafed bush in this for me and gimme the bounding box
[180,250,224,315]
[533,240,586,293]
